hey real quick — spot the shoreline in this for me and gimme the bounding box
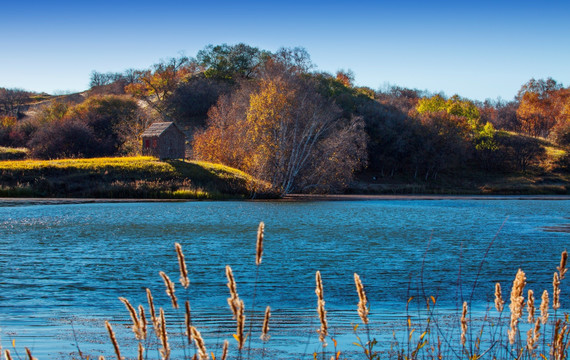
[1,194,570,206]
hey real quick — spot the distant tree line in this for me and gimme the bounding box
[1,43,569,194]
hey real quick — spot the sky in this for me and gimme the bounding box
[1,0,569,101]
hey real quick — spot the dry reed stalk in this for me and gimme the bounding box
[4,350,13,360]
[138,343,144,360]
[185,301,193,344]
[540,290,549,324]
[236,299,246,349]
[508,269,526,345]
[221,340,229,360]
[225,265,239,319]
[558,250,568,280]
[190,326,208,360]
[119,297,143,340]
[256,221,264,266]
[527,290,535,324]
[146,288,162,338]
[138,305,147,340]
[315,271,329,344]
[551,320,567,360]
[159,271,179,309]
[354,273,369,325]
[553,272,561,310]
[175,242,190,288]
[98,357,105,360]
[159,308,170,360]
[460,302,468,346]
[526,319,541,353]
[494,282,504,312]
[105,321,122,360]
[25,347,37,360]
[261,305,271,341]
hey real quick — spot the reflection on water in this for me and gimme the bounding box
[0,199,569,358]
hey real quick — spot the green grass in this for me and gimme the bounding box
[0,156,275,199]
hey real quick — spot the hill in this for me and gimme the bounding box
[0,156,274,199]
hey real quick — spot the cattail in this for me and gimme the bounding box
[137,343,144,360]
[526,319,541,352]
[460,302,468,346]
[221,340,229,360]
[316,271,328,344]
[494,283,504,312]
[159,308,170,360]
[185,301,193,344]
[256,222,265,266]
[540,290,549,324]
[236,299,246,350]
[558,250,568,280]
[24,348,37,360]
[5,350,13,360]
[354,273,369,325]
[553,272,561,310]
[175,243,190,289]
[146,288,161,338]
[138,305,147,340]
[226,265,239,319]
[527,290,535,324]
[159,271,178,309]
[508,269,526,344]
[119,297,143,340]
[261,306,271,341]
[191,326,208,360]
[105,321,122,360]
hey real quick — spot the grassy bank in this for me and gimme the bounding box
[0,156,274,199]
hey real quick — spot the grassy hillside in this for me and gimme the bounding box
[0,156,273,199]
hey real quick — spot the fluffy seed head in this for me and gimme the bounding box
[175,243,190,289]
[558,250,568,280]
[159,271,178,309]
[261,306,271,341]
[256,222,265,266]
[494,283,504,312]
[540,290,549,325]
[354,273,369,325]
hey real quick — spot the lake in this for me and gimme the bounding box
[0,199,569,359]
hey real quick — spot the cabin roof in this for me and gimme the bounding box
[141,122,178,137]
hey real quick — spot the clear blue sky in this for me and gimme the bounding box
[1,0,569,101]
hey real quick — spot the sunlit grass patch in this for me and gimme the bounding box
[0,156,270,198]
[0,146,28,160]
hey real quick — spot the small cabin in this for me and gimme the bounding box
[141,122,186,160]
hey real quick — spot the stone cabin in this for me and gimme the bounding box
[141,122,186,160]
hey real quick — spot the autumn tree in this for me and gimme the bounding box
[27,96,146,158]
[125,56,194,117]
[193,71,366,194]
[516,78,566,137]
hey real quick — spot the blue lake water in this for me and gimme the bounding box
[0,199,569,359]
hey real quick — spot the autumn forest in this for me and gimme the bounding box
[1,43,569,195]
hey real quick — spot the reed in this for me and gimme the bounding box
[159,271,179,310]
[256,222,264,266]
[175,243,190,289]
[146,288,161,339]
[354,273,369,325]
[507,269,526,345]
[553,272,561,310]
[118,297,143,340]
[261,306,271,341]
[159,308,170,360]
[558,250,568,280]
[190,327,208,360]
[540,290,549,324]
[315,270,328,345]
[460,301,468,346]
[494,282,504,312]
[225,265,239,319]
[105,321,122,360]
[24,347,37,360]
